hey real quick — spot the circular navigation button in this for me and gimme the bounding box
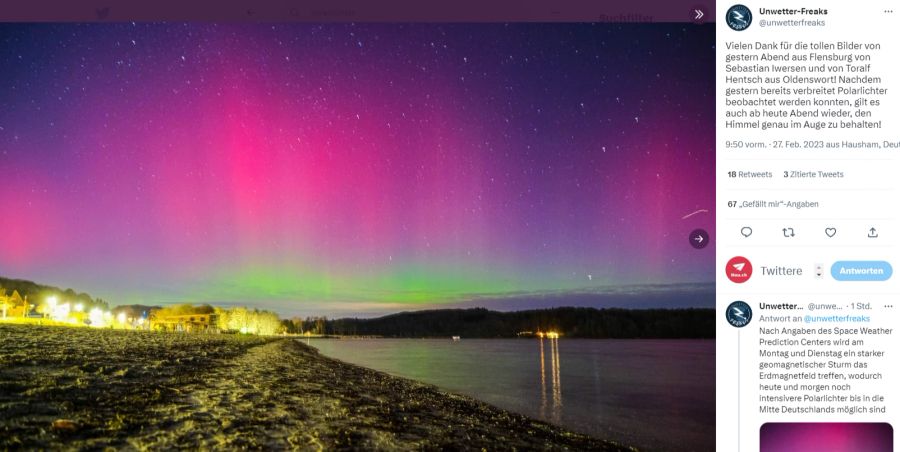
[690,229,710,249]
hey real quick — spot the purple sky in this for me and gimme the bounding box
[0,23,714,316]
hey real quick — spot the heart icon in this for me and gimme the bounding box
[825,227,837,238]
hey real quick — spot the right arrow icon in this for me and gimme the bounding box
[689,228,709,249]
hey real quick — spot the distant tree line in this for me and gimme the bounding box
[2,276,714,339]
[281,316,329,335]
[0,276,110,313]
[320,307,715,339]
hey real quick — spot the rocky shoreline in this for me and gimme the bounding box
[0,324,633,450]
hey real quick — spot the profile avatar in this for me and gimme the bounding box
[726,301,752,328]
[726,5,752,31]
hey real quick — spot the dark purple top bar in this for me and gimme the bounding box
[2,0,713,23]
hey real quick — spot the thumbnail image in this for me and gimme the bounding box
[761,422,893,452]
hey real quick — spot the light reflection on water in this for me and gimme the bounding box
[310,338,714,452]
[540,336,547,419]
[539,336,563,423]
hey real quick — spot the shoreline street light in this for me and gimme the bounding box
[46,296,58,318]
[89,308,105,327]
[52,303,71,321]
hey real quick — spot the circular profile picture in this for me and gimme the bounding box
[726,301,752,328]
[726,4,752,31]
[725,256,753,283]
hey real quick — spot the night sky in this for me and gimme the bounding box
[0,23,714,316]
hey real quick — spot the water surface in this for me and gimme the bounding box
[309,338,713,451]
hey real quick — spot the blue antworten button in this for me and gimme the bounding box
[831,261,892,281]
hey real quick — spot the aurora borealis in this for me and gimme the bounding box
[0,24,714,315]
